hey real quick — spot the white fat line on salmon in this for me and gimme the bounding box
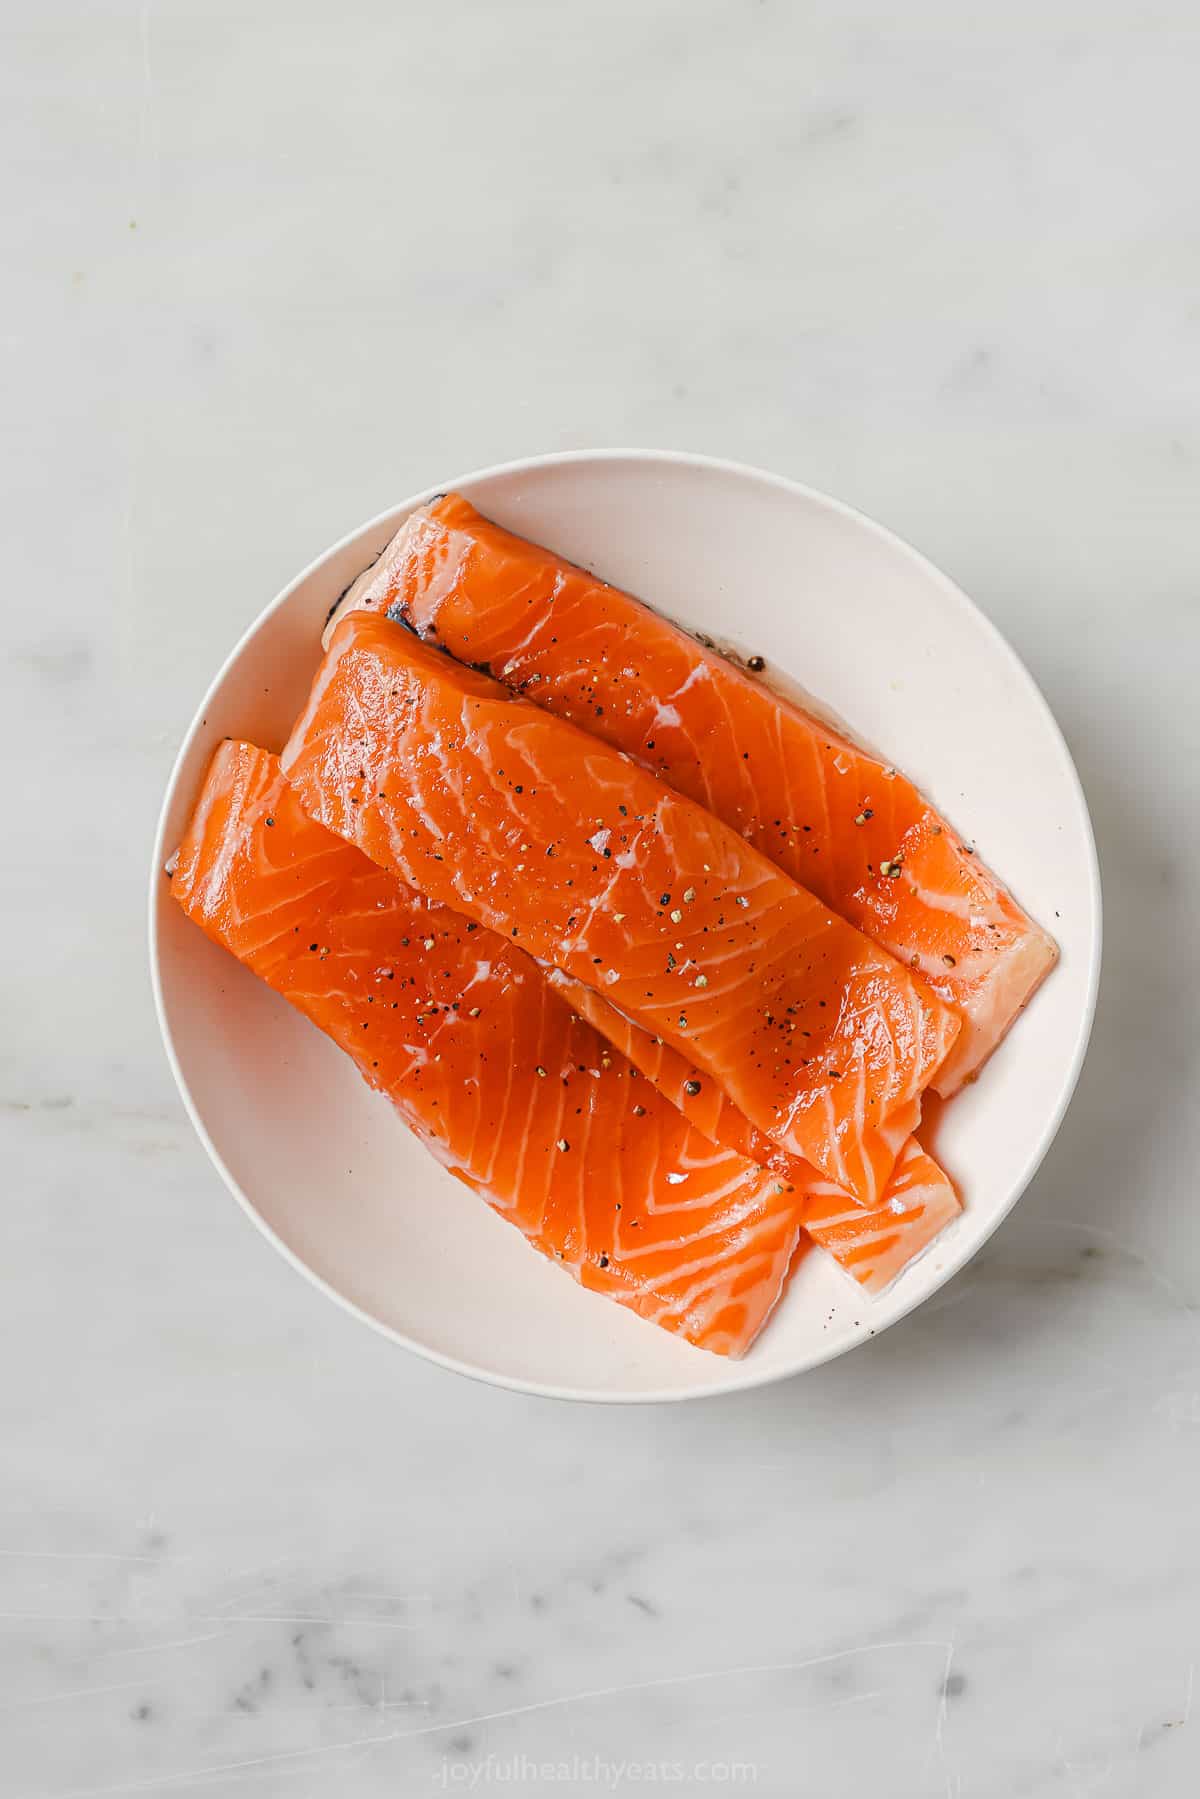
[848,1054,868,1175]
[818,1086,854,1198]
[504,1005,549,1206]
[614,1210,769,1277]
[651,1222,799,1331]
[470,708,566,865]
[642,1163,777,1227]
[382,808,424,892]
[869,988,903,1119]
[258,858,361,954]
[469,992,517,1190]
[926,989,963,1085]
[449,1043,489,1180]
[692,651,745,815]
[404,692,455,846]
[496,591,563,667]
[900,868,993,927]
[577,1083,612,1212]
[667,658,714,706]
[851,1213,961,1296]
[651,1261,752,1329]
[836,984,913,1111]
[642,1186,764,1222]
[638,1164,748,1216]
[198,750,272,921]
[772,700,802,865]
[472,564,568,667]
[423,723,488,916]
[552,797,659,957]
[286,620,362,770]
[806,715,835,854]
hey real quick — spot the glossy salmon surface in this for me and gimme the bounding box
[329,494,1056,1094]
[544,969,960,1294]
[171,742,806,1355]
[282,614,961,1205]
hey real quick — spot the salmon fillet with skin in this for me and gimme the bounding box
[281,613,961,1207]
[327,494,1056,1095]
[544,968,960,1294]
[171,741,806,1356]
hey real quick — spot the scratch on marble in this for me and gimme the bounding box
[210,1551,294,1589]
[329,1681,431,1716]
[208,1555,299,1612]
[219,1612,423,1629]
[208,1612,422,1628]
[364,1638,955,1740]
[29,1727,403,1799]
[207,1560,430,1621]
[920,1633,957,1795]
[99,1632,226,1660]
[1149,1660,1200,1739]
[30,1640,954,1799]
[337,1585,431,1604]
[6,1677,154,1713]
[0,1611,419,1629]
[0,1549,167,1563]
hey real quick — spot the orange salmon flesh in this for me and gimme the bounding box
[282,613,961,1207]
[172,744,961,1350]
[171,742,804,1355]
[328,493,1057,1095]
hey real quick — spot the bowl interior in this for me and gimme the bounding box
[151,453,1099,1400]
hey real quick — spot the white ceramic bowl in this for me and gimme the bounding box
[150,451,1100,1401]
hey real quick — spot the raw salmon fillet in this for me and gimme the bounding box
[173,743,957,1315]
[329,494,1056,1094]
[170,741,806,1356]
[281,613,961,1205]
[540,966,915,1184]
[798,1142,961,1294]
[545,969,960,1293]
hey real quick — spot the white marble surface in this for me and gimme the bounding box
[3,1,1199,1793]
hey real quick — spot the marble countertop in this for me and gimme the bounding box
[5,1,1199,1793]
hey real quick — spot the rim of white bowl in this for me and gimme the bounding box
[148,448,1103,1404]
